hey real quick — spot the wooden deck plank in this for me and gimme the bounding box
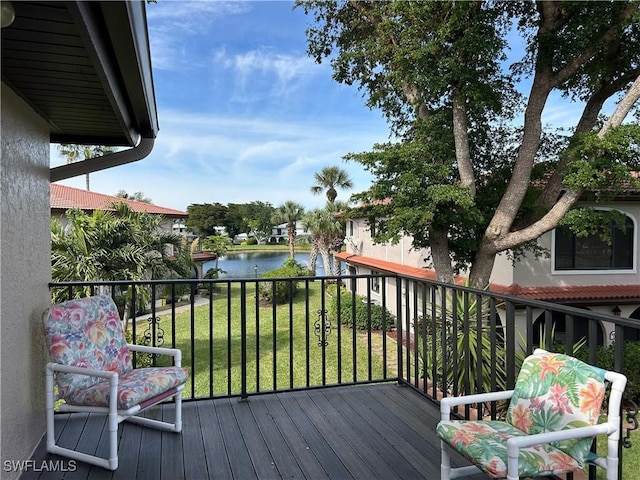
[180,402,208,479]
[25,383,475,480]
[246,395,307,480]
[318,386,425,479]
[295,389,393,480]
[196,399,232,479]
[230,399,282,479]
[258,392,331,479]
[215,398,256,479]
[274,390,352,479]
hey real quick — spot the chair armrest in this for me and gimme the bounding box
[46,362,118,380]
[506,423,613,456]
[127,344,182,366]
[440,390,514,420]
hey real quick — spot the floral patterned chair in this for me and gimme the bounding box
[437,348,627,480]
[43,295,188,470]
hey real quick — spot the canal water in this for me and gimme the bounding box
[203,251,330,279]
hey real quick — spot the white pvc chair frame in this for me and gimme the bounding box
[439,349,627,480]
[45,343,184,471]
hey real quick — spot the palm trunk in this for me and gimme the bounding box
[308,244,319,276]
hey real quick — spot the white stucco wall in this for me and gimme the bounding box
[1,83,51,477]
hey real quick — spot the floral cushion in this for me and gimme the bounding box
[437,420,583,478]
[505,351,606,463]
[43,295,133,399]
[437,351,608,478]
[63,366,189,410]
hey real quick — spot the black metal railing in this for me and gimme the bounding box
[50,273,639,479]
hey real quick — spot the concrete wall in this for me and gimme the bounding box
[1,83,52,478]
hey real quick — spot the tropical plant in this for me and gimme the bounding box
[57,144,115,191]
[272,201,305,258]
[310,165,354,204]
[115,190,152,203]
[201,234,233,271]
[304,202,348,276]
[258,258,310,304]
[415,284,507,396]
[298,1,640,288]
[51,202,191,328]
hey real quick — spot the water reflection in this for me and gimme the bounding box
[203,251,330,279]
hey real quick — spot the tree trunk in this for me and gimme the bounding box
[308,244,318,276]
[288,225,296,258]
[452,88,475,198]
[320,247,332,277]
[429,227,454,283]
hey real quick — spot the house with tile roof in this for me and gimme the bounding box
[337,198,640,348]
[50,183,217,277]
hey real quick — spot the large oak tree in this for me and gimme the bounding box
[298,0,640,287]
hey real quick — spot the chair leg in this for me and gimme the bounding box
[441,440,451,480]
[174,390,183,433]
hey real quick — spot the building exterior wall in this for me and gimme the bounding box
[1,84,52,477]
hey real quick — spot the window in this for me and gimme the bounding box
[554,215,634,271]
[349,221,354,237]
[370,270,381,294]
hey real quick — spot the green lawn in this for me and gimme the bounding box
[592,428,640,479]
[150,281,389,398]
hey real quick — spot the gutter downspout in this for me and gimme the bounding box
[50,137,155,182]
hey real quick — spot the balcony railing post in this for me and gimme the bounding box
[240,281,247,400]
[396,276,403,383]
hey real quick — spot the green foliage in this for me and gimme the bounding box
[204,268,225,280]
[415,286,507,396]
[244,236,258,245]
[272,201,305,257]
[258,258,310,304]
[186,203,229,237]
[310,165,354,203]
[202,235,232,257]
[328,286,396,331]
[51,203,190,303]
[573,341,640,402]
[559,208,630,244]
[298,0,640,285]
[125,330,156,369]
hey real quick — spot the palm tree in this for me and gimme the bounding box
[51,202,191,328]
[272,201,305,258]
[57,144,115,190]
[310,166,353,204]
[302,208,333,276]
[303,202,347,276]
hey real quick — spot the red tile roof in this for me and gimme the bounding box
[336,253,640,303]
[491,284,640,302]
[51,183,187,218]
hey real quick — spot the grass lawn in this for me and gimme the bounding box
[150,281,390,399]
[591,427,640,479]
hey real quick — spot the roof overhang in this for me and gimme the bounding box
[2,0,158,172]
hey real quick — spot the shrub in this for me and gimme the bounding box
[328,286,395,330]
[245,237,258,245]
[575,341,640,402]
[258,258,309,304]
[125,330,155,368]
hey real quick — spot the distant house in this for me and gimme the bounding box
[269,222,310,244]
[51,183,187,255]
[337,197,640,348]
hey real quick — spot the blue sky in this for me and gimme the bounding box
[51,1,391,212]
[50,1,610,213]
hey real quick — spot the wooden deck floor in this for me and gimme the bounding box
[24,383,489,480]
